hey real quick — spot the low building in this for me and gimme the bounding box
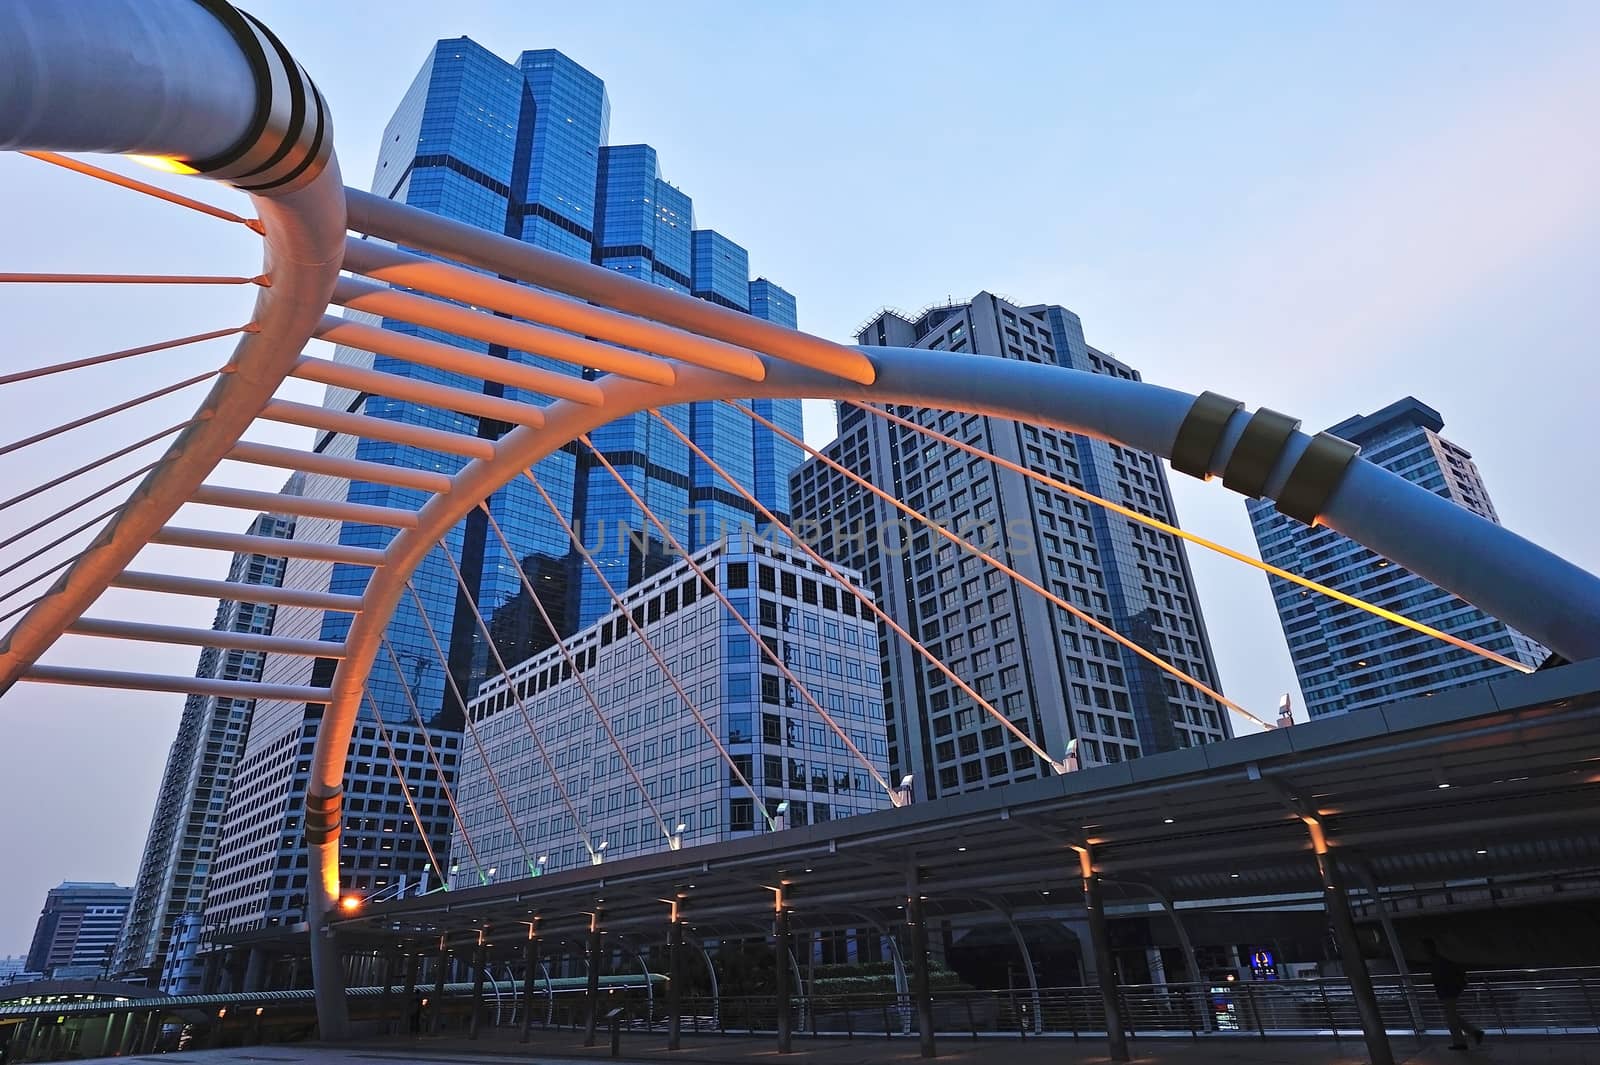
[453,539,893,887]
[25,883,132,978]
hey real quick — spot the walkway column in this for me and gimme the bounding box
[520,923,541,1042]
[140,1011,161,1054]
[118,1010,141,1056]
[1077,844,1128,1062]
[429,939,447,1035]
[468,938,487,1039]
[1308,820,1393,1065]
[583,910,603,1047]
[243,948,268,993]
[378,949,398,1036]
[201,950,223,994]
[774,889,793,1054]
[667,904,684,1051]
[905,868,937,1059]
[401,950,419,1035]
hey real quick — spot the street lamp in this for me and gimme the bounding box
[893,775,915,807]
[591,841,609,866]
[773,801,790,831]
[530,855,549,876]
[670,823,687,851]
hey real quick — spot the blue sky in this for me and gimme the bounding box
[1,0,1597,952]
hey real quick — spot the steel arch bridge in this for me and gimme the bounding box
[3,0,1598,1046]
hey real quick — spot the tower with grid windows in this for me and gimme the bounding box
[791,293,1232,802]
[1247,397,1546,719]
[204,38,806,938]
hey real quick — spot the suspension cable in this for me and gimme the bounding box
[361,688,446,893]
[578,434,897,804]
[477,502,677,847]
[0,369,216,460]
[435,543,600,861]
[23,152,262,231]
[378,634,486,884]
[0,421,186,513]
[401,578,537,876]
[0,499,125,585]
[0,326,249,387]
[0,558,75,614]
[856,401,1534,676]
[0,273,266,286]
[735,402,1275,733]
[0,593,47,628]
[0,461,158,554]
[651,409,1068,768]
[527,468,771,830]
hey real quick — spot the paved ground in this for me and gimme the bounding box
[70,1029,1600,1065]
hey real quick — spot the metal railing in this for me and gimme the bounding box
[544,969,1600,1043]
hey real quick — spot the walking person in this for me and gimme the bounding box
[1422,938,1485,1051]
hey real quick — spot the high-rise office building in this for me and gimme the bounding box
[452,540,891,885]
[1247,397,1546,719]
[791,293,1231,802]
[114,496,299,981]
[25,883,132,977]
[207,38,805,935]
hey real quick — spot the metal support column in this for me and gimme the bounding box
[667,905,684,1051]
[905,867,937,1059]
[1078,844,1129,1062]
[696,941,721,1030]
[520,924,540,1043]
[429,941,447,1035]
[774,891,793,1054]
[999,910,1042,1035]
[1309,821,1394,1065]
[1353,860,1425,1036]
[140,1011,160,1054]
[468,940,487,1040]
[583,910,603,1047]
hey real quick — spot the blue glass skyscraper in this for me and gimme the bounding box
[208,37,806,935]
[1248,398,1546,719]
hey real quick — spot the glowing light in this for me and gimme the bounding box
[128,154,199,175]
[339,895,362,912]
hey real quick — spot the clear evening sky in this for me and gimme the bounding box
[1,0,1596,953]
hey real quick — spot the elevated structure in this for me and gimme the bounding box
[3,4,1600,1063]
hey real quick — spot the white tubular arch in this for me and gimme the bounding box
[6,0,1600,1042]
[0,0,346,693]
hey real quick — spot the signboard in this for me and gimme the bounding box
[1248,948,1278,981]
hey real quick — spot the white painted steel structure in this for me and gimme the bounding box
[3,0,1600,1045]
